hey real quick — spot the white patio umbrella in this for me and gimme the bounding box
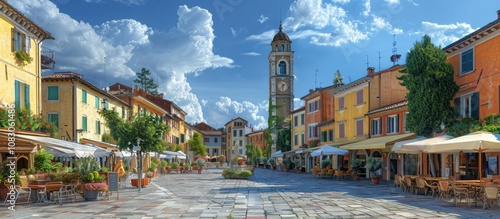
[429,131,500,179]
[402,135,454,152]
[310,145,348,157]
[130,152,137,171]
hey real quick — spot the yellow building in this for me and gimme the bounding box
[290,106,305,150]
[42,72,130,142]
[0,0,54,113]
[0,1,54,170]
[333,76,371,145]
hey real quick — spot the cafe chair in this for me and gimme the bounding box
[3,185,31,205]
[37,187,48,203]
[482,185,500,209]
[450,182,471,207]
[424,180,439,199]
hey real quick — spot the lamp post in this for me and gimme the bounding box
[137,138,143,191]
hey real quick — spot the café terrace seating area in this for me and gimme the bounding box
[395,174,500,209]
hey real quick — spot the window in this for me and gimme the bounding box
[339,123,345,138]
[308,123,318,139]
[14,80,29,109]
[461,48,474,75]
[213,149,218,156]
[181,134,185,143]
[455,92,479,119]
[82,115,87,132]
[204,138,209,143]
[300,114,304,125]
[281,44,285,52]
[102,99,109,110]
[95,96,100,109]
[214,138,218,143]
[12,28,30,52]
[279,61,286,75]
[328,130,333,142]
[47,86,58,101]
[294,134,298,146]
[308,100,319,113]
[294,116,298,127]
[95,120,101,134]
[356,90,364,105]
[47,113,59,129]
[301,132,305,145]
[403,113,409,132]
[121,106,125,119]
[371,118,382,136]
[387,115,399,134]
[239,149,243,155]
[239,130,242,136]
[338,97,345,110]
[356,119,364,136]
[175,137,180,144]
[82,89,87,104]
[321,131,327,142]
[239,140,243,147]
[233,130,237,137]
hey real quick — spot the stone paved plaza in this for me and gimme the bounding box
[1,168,499,219]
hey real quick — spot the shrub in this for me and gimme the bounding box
[160,160,168,168]
[99,167,109,173]
[196,158,206,167]
[171,162,179,169]
[321,158,332,169]
[221,168,252,179]
[283,158,293,170]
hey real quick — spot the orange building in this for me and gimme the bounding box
[444,10,500,180]
[246,130,266,151]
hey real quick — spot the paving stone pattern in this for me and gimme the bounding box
[1,168,499,218]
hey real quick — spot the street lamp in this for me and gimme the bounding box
[136,138,143,191]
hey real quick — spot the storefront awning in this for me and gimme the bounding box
[270,150,283,158]
[340,133,415,150]
[13,134,110,158]
[163,150,186,160]
[305,142,352,153]
[391,136,427,154]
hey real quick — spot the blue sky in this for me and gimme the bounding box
[13,0,499,130]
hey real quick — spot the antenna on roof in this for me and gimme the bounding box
[366,55,369,69]
[104,56,107,91]
[390,34,401,66]
[315,69,318,88]
[377,51,381,72]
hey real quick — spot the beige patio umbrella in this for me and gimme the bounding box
[428,131,500,180]
[130,152,137,172]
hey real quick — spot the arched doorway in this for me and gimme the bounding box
[388,152,398,180]
[17,157,29,171]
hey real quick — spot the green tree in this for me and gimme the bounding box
[188,132,207,156]
[98,109,170,153]
[277,126,291,152]
[134,68,159,95]
[398,35,459,137]
[333,70,344,87]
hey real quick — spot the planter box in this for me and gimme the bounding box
[83,190,99,201]
[130,178,150,187]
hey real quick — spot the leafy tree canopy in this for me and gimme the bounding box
[188,132,207,156]
[398,35,459,137]
[99,109,170,153]
[134,68,159,96]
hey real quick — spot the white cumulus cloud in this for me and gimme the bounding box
[417,21,476,47]
[210,97,267,129]
[258,15,269,23]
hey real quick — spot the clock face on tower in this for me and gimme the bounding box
[278,81,288,92]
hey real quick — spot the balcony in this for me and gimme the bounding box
[41,47,55,70]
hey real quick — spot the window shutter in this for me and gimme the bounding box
[396,115,399,133]
[25,36,31,53]
[471,92,479,119]
[14,81,20,108]
[454,98,460,115]
[11,28,14,51]
[24,83,30,109]
[21,33,26,51]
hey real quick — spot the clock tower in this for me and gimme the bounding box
[269,23,294,120]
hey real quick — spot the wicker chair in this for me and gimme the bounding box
[438,181,451,202]
[424,180,439,198]
[482,185,500,209]
[343,168,353,180]
[415,177,428,195]
[394,174,403,189]
[320,169,328,178]
[326,169,334,178]
[404,177,414,194]
[450,182,471,207]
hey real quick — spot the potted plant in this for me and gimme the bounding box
[171,162,179,173]
[160,160,168,174]
[321,158,332,169]
[366,156,383,184]
[268,159,276,170]
[15,50,32,64]
[349,159,363,181]
[196,158,206,174]
[74,156,107,201]
[283,158,293,172]
[294,159,301,173]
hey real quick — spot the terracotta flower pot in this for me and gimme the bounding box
[371,177,380,184]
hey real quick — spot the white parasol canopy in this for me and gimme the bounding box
[310,145,348,157]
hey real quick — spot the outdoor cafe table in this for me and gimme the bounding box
[452,180,485,207]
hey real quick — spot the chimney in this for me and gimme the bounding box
[367,67,375,75]
[157,93,164,99]
[498,9,500,19]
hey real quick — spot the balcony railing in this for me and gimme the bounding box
[41,47,55,70]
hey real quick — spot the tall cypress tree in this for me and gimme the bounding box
[134,68,159,95]
[398,35,459,137]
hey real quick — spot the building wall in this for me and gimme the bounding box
[247,131,266,150]
[303,94,321,145]
[0,16,41,114]
[42,79,129,142]
[447,33,500,120]
[291,108,305,150]
[369,65,407,110]
[334,81,370,143]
